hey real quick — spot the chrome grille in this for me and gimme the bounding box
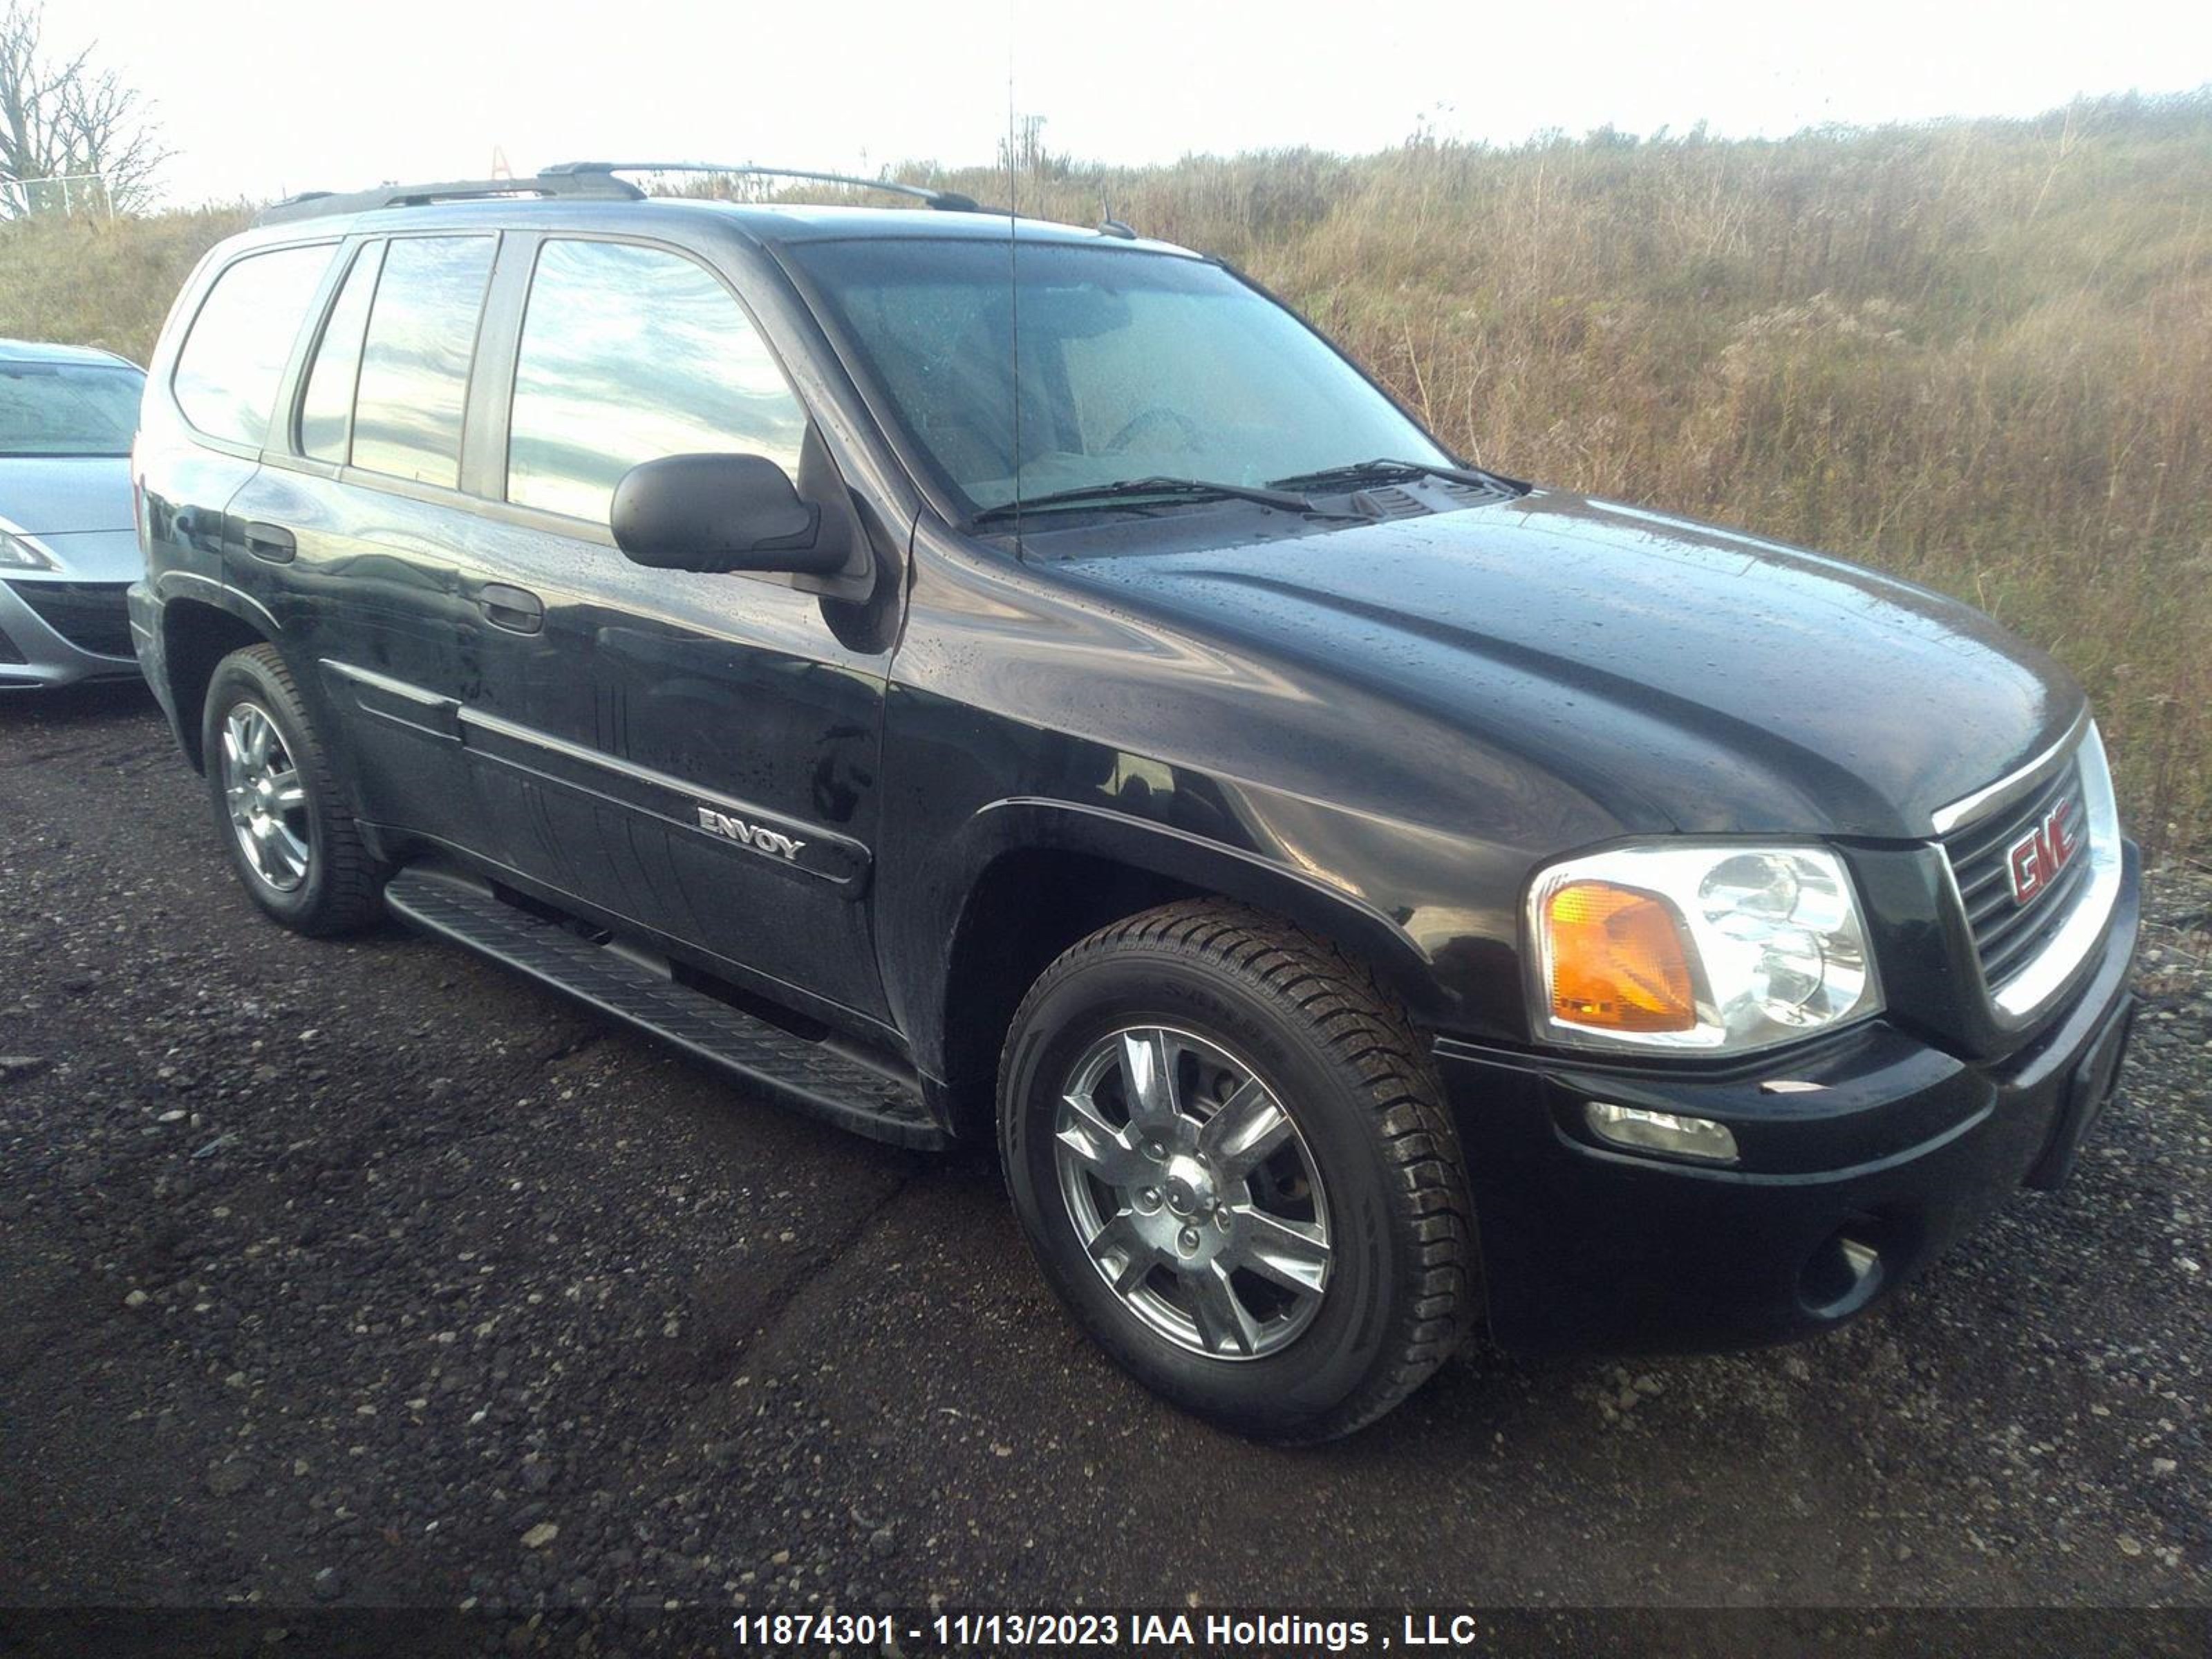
[1940,753,2091,993]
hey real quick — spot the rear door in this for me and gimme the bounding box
[140,241,340,686]
[227,231,501,850]
[458,232,897,1020]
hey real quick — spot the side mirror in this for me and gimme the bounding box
[610,452,846,575]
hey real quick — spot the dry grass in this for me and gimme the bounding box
[931,95,2212,853]
[4,95,2207,847]
[0,205,249,364]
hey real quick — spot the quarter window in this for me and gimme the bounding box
[297,241,385,463]
[507,238,807,525]
[350,236,496,488]
[172,244,335,447]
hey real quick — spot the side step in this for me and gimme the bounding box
[383,868,945,1150]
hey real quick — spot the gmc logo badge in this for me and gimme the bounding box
[2005,798,2079,906]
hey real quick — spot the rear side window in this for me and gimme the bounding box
[297,241,385,464]
[506,238,807,524]
[350,236,496,488]
[172,245,334,447]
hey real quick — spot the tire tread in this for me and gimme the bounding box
[1002,899,1477,1441]
[208,644,384,936]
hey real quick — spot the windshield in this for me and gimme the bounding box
[786,238,1451,516]
[0,359,143,458]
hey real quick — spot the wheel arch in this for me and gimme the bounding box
[155,580,282,773]
[928,799,1449,1141]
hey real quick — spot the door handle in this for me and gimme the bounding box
[478,583,544,635]
[243,522,296,563]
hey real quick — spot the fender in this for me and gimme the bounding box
[153,566,281,638]
[923,795,1462,1072]
[147,571,284,767]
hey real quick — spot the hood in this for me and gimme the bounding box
[0,455,135,536]
[1053,491,2083,840]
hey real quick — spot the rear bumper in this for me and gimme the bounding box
[0,577,141,689]
[127,581,182,732]
[1438,840,2141,1355]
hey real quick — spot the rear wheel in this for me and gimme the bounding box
[201,644,383,935]
[999,901,1476,1441]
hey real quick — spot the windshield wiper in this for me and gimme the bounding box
[971,476,1316,525]
[1266,457,1512,494]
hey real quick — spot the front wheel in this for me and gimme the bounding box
[998,901,1476,1441]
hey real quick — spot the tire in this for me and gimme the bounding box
[998,900,1476,1441]
[200,643,384,936]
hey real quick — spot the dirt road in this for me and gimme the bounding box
[1,685,2205,1650]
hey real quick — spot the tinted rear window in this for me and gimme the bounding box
[172,244,335,447]
[349,236,496,488]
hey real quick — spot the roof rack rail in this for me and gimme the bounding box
[256,171,644,227]
[541,161,983,214]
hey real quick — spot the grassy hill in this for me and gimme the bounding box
[5,91,2206,847]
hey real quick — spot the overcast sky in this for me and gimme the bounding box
[48,0,2212,207]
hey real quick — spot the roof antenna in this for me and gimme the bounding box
[1098,193,1136,239]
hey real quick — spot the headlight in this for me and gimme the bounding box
[1528,843,1881,1053]
[0,529,57,570]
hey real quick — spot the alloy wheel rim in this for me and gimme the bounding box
[220,702,310,894]
[1053,1025,1332,1361]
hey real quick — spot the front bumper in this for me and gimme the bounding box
[1437,841,2141,1354]
[0,576,141,689]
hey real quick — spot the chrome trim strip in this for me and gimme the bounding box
[322,657,454,711]
[455,703,869,876]
[321,657,868,886]
[1929,706,2090,837]
[321,656,462,742]
[462,705,790,827]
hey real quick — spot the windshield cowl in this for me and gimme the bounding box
[969,476,1327,526]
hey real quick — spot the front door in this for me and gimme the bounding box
[460,234,896,1021]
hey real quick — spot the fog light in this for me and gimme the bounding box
[1584,1100,1739,1163]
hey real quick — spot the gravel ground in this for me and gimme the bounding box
[0,686,2206,1649]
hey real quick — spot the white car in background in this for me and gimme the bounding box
[0,339,146,689]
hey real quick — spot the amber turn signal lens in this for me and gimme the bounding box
[1546,881,1698,1033]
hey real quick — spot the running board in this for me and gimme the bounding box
[382,868,944,1149]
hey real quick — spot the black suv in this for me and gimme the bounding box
[131,165,2140,1440]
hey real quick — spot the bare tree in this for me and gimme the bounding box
[0,0,167,216]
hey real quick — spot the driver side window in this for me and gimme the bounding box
[506,239,808,525]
